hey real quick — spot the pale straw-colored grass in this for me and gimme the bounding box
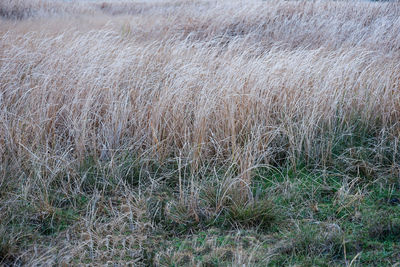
[1,0,399,174]
[0,0,399,265]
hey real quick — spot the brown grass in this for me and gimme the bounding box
[0,0,400,265]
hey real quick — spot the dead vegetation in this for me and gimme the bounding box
[0,0,400,265]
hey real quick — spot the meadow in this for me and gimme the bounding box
[1,0,400,265]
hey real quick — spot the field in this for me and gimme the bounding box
[1,0,400,266]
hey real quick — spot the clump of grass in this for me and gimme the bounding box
[367,212,400,242]
[226,198,278,230]
[281,222,343,257]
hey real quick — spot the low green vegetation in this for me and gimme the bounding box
[1,148,399,265]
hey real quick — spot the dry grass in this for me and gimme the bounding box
[1,0,400,265]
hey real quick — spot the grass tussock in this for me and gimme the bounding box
[1,0,400,265]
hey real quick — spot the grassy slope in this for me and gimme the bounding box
[0,0,400,266]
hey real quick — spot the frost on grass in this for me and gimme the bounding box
[0,0,400,266]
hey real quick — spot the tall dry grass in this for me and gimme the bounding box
[0,0,400,264]
[1,0,399,178]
